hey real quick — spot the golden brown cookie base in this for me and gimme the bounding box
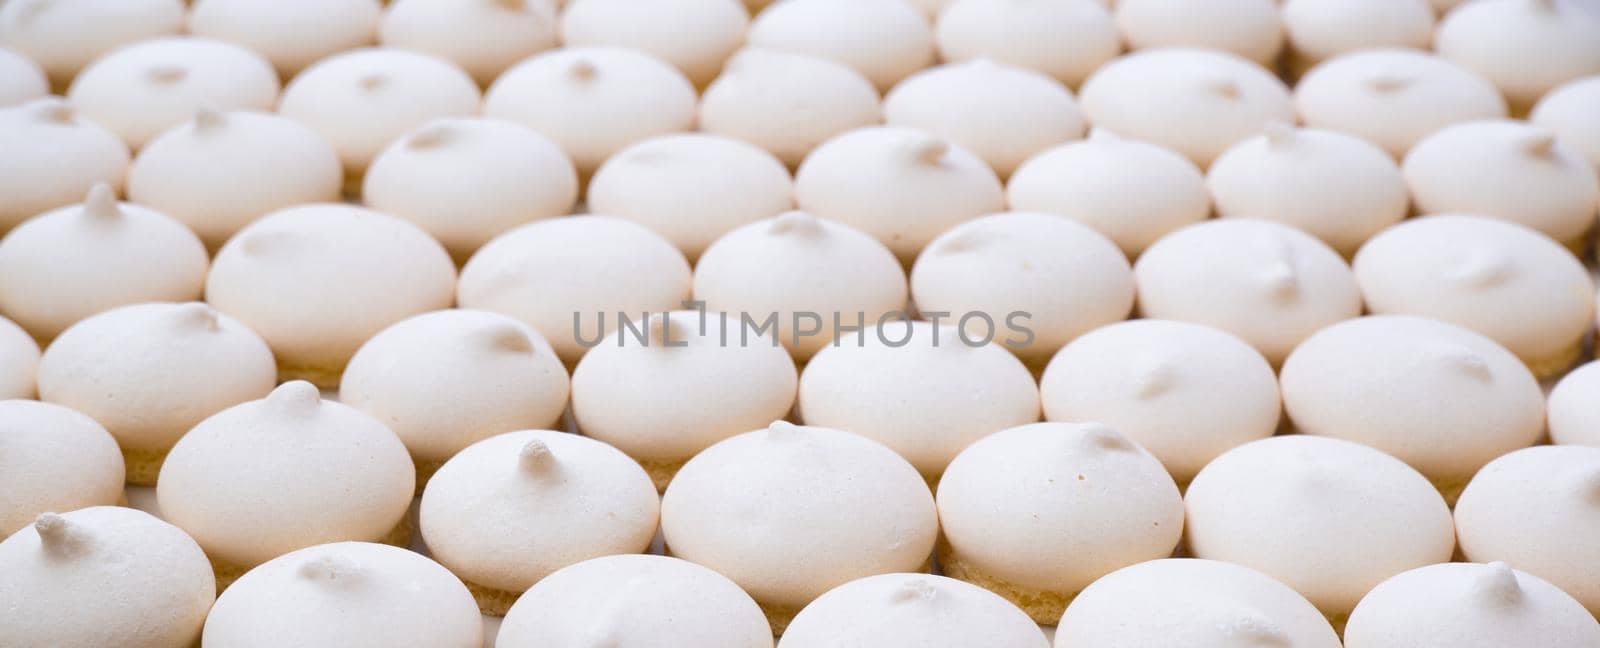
[1431,473,1471,507]
[464,579,523,617]
[759,602,801,637]
[413,458,445,495]
[1526,340,1584,380]
[122,446,170,487]
[937,540,1075,625]
[639,457,688,493]
[276,358,346,390]
[209,518,412,593]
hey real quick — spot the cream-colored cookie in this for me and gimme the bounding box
[1344,562,1600,648]
[419,430,660,616]
[560,0,748,88]
[380,0,559,86]
[699,48,882,168]
[202,542,482,648]
[781,573,1050,648]
[0,184,207,342]
[571,310,797,489]
[206,204,456,386]
[0,47,47,107]
[937,422,1184,624]
[0,0,183,89]
[1114,0,1284,66]
[458,215,692,365]
[1549,360,1600,447]
[1279,315,1545,498]
[0,315,38,399]
[0,401,123,536]
[1007,129,1210,257]
[1293,48,1508,157]
[1281,0,1434,75]
[935,0,1120,88]
[661,422,938,632]
[188,0,381,77]
[1435,0,1600,113]
[1532,76,1600,174]
[0,507,213,648]
[1185,435,1456,621]
[746,0,934,92]
[0,98,129,233]
[38,303,276,485]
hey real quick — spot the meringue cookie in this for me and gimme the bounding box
[781,573,1050,648]
[128,108,344,250]
[0,98,130,233]
[0,315,39,399]
[498,554,772,648]
[206,204,456,386]
[202,542,483,648]
[1279,315,1545,497]
[1281,0,1435,74]
[0,47,47,106]
[1055,559,1342,648]
[937,422,1184,624]
[0,184,207,342]
[1114,0,1285,66]
[278,47,480,177]
[799,321,1040,482]
[419,430,660,615]
[0,401,123,536]
[1402,120,1599,248]
[1040,320,1279,484]
[0,0,184,88]
[1455,446,1600,616]
[1006,129,1210,257]
[883,59,1086,177]
[746,0,934,91]
[158,381,416,582]
[1532,76,1600,173]
[560,0,749,88]
[1208,124,1410,256]
[1185,435,1456,620]
[935,0,1120,88]
[661,422,938,631]
[1344,562,1600,648]
[692,211,908,359]
[1293,48,1509,158]
[699,48,882,168]
[188,0,382,78]
[0,507,213,648]
[362,117,578,262]
[588,133,794,259]
[38,303,276,485]
[340,309,570,486]
[458,215,693,364]
[912,212,1134,366]
[571,310,798,489]
[1079,48,1294,167]
[380,0,559,86]
[1133,218,1361,365]
[1435,0,1600,113]
[1354,214,1595,376]
[484,47,697,175]
[1549,360,1600,447]
[794,127,1004,262]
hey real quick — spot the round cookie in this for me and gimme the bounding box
[587,133,794,260]
[692,211,907,360]
[1133,218,1362,365]
[498,555,772,648]
[571,310,798,489]
[0,315,39,399]
[560,0,749,88]
[1006,128,1210,257]
[1402,120,1599,249]
[1344,562,1600,648]
[1114,0,1284,66]
[936,422,1184,624]
[419,430,660,616]
[1281,0,1434,75]
[0,507,213,648]
[661,422,938,632]
[38,302,276,485]
[1549,360,1600,447]
[457,215,692,365]
[0,98,130,233]
[934,0,1120,88]
[202,542,483,648]
[1434,0,1600,113]
[206,203,456,386]
[1279,315,1545,499]
[1055,559,1341,648]
[157,381,416,586]
[188,0,382,77]
[0,183,208,342]
[380,0,559,86]
[1354,214,1595,377]
[699,47,882,168]
[340,309,570,487]
[1293,48,1508,158]
[746,0,934,92]
[0,0,184,89]
[1185,435,1456,622]
[128,108,344,250]
[780,573,1050,648]
[0,47,47,107]
[0,401,123,537]
[799,321,1040,482]
[1532,76,1600,174]
[1207,124,1409,256]
[362,117,578,263]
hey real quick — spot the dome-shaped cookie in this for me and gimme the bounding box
[700,48,882,168]
[560,0,749,88]
[1281,0,1434,74]
[1532,76,1600,174]
[781,573,1050,648]
[1344,562,1600,648]
[0,99,129,233]
[1434,0,1600,112]
[0,315,38,399]
[188,0,381,77]
[0,401,123,536]
[1114,0,1284,66]
[1294,48,1508,157]
[0,47,47,107]
[935,0,1120,88]
[0,0,183,88]
[746,0,934,92]
[1549,360,1600,447]
[380,0,559,86]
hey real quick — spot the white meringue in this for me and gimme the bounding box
[1114,0,1285,65]
[935,0,1120,88]
[1549,360,1600,447]
[699,47,882,168]
[0,401,123,536]
[380,0,559,86]
[1532,76,1600,173]
[1344,562,1600,648]
[0,0,184,88]
[1435,0,1600,112]
[1281,0,1434,73]
[0,315,38,399]
[0,98,129,233]
[560,0,749,88]
[188,0,382,78]
[746,0,934,92]
[0,47,46,106]
[780,573,1050,648]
